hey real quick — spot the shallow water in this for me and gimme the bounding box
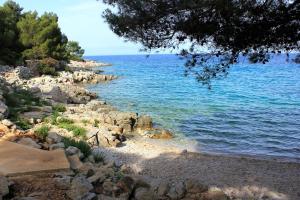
[86,54,300,160]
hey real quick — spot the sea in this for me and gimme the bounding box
[86,54,300,161]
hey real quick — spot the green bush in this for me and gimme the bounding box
[35,125,50,139]
[52,104,66,113]
[62,137,91,157]
[58,123,87,138]
[37,58,59,76]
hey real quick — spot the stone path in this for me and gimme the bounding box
[0,140,70,176]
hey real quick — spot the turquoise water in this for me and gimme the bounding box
[86,54,300,160]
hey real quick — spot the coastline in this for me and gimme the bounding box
[0,60,299,199]
[86,61,300,199]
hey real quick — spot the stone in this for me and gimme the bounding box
[0,101,8,120]
[0,176,9,198]
[134,187,154,200]
[68,155,83,170]
[201,188,229,200]
[0,141,70,176]
[1,119,13,127]
[49,142,65,151]
[145,129,173,139]
[185,180,208,194]
[46,132,62,144]
[66,146,84,160]
[97,128,122,147]
[67,176,93,200]
[14,66,33,79]
[135,115,153,130]
[157,181,170,197]
[167,181,186,200]
[82,192,97,200]
[54,176,72,190]
[18,138,41,149]
[116,176,135,196]
[102,180,114,195]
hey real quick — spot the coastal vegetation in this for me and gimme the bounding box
[102,0,300,86]
[0,0,84,72]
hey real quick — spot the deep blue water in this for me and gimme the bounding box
[86,54,300,160]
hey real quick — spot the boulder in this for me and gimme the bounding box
[1,119,13,127]
[0,101,8,120]
[46,132,62,144]
[144,129,173,139]
[201,188,229,200]
[68,155,83,170]
[49,142,65,151]
[167,181,186,199]
[97,128,122,147]
[14,66,33,79]
[18,138,41,149]
[67,176,93,200]
[66,146,84,159]
[135,115,153,130]
[54,175,72,190]
[134,187,154,200]
[0,176,9,198]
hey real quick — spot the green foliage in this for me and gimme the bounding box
[3,88,47,130]
[35,125,50,139]
[52,104,66,113]
[62,137,91,157]
[0,0,23,65]
[58,123,87,138]
[0,1,85,66]
[66,41,85,61]
[102,0,300,86]
[81,119,89,125]
[17,11,68,61]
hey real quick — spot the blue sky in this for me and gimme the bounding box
[0,0,148,55]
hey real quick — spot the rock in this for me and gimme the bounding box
[54,176,72,190]
[145,129,173,139]
[46,132,62,144]
[102,180,114,195]
[97,128,122,147]
[157,181,170,197]
[67,176,93,200]
[49,142,65,150]
[1,119,13,127]
[18,138,41,149]
[167,181,186,199]
[0,101,8,120]
[82,192,97,200]
[116,176,135,197]
[86,100,106,111]
[65,146,84,159]
[185,180,208,194]
[134,187,154,200]
[46,86,68,103]
[14,66,33,79]
[135,115,153,130]
[68,155,83,170]
[87,171,106,184]
[0,176,9,198]
[201,188,229,200]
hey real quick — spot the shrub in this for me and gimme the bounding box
[52,104,66,113]
[58,123,87,138]
[37,58,59,76]
[62,137,91,157]
[81,119,89,125]
[93,119,100,127]
[93,152,105,163]
[35,125,50,139]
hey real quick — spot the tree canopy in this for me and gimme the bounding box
[66,41,85,61]
[0,0,84,66]
[102,0,300,86]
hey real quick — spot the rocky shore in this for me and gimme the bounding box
[0,61,299,200]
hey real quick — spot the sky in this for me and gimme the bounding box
[0,0,147,55]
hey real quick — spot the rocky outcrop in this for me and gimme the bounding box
[69,60,112,68]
